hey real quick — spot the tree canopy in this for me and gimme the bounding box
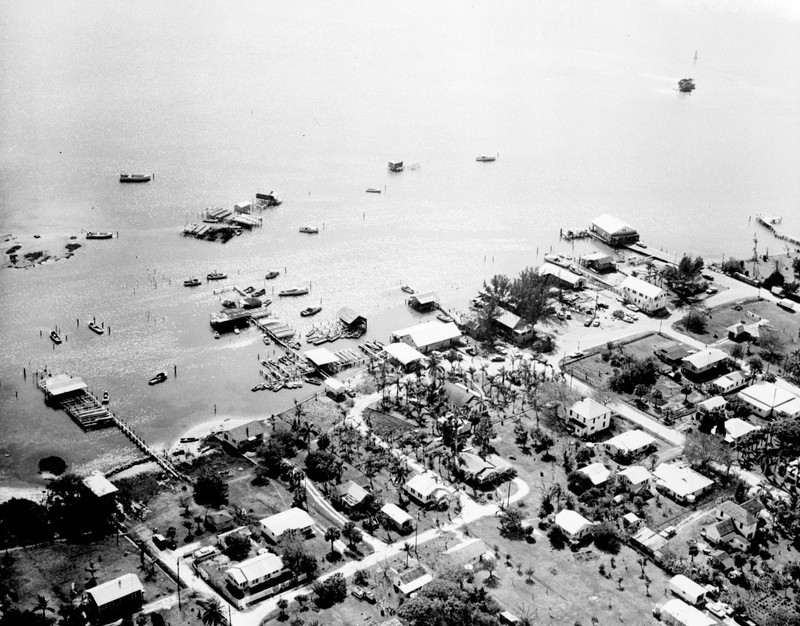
[397,578,501,626]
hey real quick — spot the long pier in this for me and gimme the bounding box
[109,413,191,482]
[756,215,800,247]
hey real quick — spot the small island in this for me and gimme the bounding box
[678,78,696,93]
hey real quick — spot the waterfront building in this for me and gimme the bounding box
[83,471,118,500]
[590,214,639,247]
[219,419,269,451]
[620,275,666,313]
[337,307,367,333]
[383,342,426,372]
[580,251,616,272]
[390,321,462,354]
[408,291,439,312]
[538,263,586,290]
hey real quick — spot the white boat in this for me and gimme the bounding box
[476,154,497,162]
[299,226,319,234]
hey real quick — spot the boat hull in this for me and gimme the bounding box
[120,174,152,183]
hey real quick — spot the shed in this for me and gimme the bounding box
[337,307,367,330]
[205,509,235,532]
[408,291,439,312]
[83,471,118,499]
[234,201,252,214]
[40,373,87,399]
[335,481,370,510]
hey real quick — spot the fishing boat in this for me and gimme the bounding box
[300,306,322,317]
[214,331,220,339]
[88,321,104,335]
[252,288,266,298]
[299,226,319,234]
[207,271,227,281]
[265,270,280,279]
[184,277,201,287]
[401,284,415,294]
[366,188,382,194]
[86,232,113,240]
[279,287,309,297]
[119,173,152,183]
[148,372,167,385]
[50,330,62,345]
[437,312,454,323]
[475,154,497,162]
[101,391,109,404]
[388,160,404,172]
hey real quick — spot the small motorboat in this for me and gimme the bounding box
[401,284,415,294]
[88,321,105,335]
[119,173,152,183]
[279,287,309,297]
[272,381,284,392]
[304,376,322,386]
[265,270,280,280]
[366,188,382,194]
[437,313,454,323]
[180,437,199,443]
[235,229,243,236]
[243,286,255,294]
[50,330,62,345]
[101,391,109,404]
[86,232,113,240]
[475,154,497,162]
[184,277,201,287]
[252,289,266,298]
[233,328,240,335]
[214,331,220,339]
[299,226,319,234]
[300,306,322,317]
[148,372,167,385]
[207,271,227,281]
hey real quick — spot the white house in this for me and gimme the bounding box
[602,429,657,457]
[578,462,611,486]
[618,466,652,494]
[710,371,749,395]
[696,395,727,415]
[390,321,462,354]
[493,308,535,343]
[565,398,611,437]
[84,574,143,622]
[383,342,426,371]
[681,348,729,377]
[458,452,514,485]
[659,599,716,626]
[404,473,450,507]
[620,275,667,313]
[225,552,288,593]
[554,509,595,542]
[654,463,714,504]
[738,382,800,418]
[380,502,414,532]
[259,508,315,543]
[723,418,760,446]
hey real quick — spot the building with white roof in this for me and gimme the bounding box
[390,321,462,354]
[669,574,707,606]
[383,342,426,371]
[554,509,595,541]
[225,552,288,592]
[566,398,611,438]
[84,573,143,621]
[681,348,729,377]
[738,381,800,418]
[539,263,586,290]
[304,347,339,368]
[659,598,716,626]
[618,466,652,493]
[380,502,414,532]
[388,560,433,595]
[696,395,727,415]
[723,418,760,446]
[458,452,514,485]
[578,462,611,486]
[710,371,749,395]
[654,463,714,504]
[590,214,639,247]
[602,429,657,457]
[620,275,667,313]
[404,473,450,506]
[259,508,315,543]
[83,471,118,498]
[493,308,535,343]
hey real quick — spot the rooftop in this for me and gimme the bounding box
[723,418,759,443]
[383,342,426,366]
[405,473,449,498]
[85,574,143,607]
[603,429,656,453]
[539,263,584,286]
[259,508,314,537]
[592,213,637,236]
[555,509,594,536]
[337,307,365,325]
[621,275,665,300]
[697,396,727,412]
[305,347,339,366]
[336,481,369,507]
[682,348,729,370]
[717,500,757,527]
[713,371,746,387]
[41,373,87,396]
[570,398,611,420]
[392,321,462,349]
[411,291,439,305]
[223,419,269,443]
[618,465,652,485]
[226,552,285,586]
[739,381,797,410]
[660,598,716,626]
[83,471,118,498]
[381,502,413,526]
[578,462,611,485]
[654,463,713,499]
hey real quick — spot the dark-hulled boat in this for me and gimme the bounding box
[148,372,167,385]
[184,277,201,287]
[300,306,322,317]
[86,232,113,240]
[120,173,152,183]
[88,321,104,334]
[50,330,62,345]
[265,271,280,279]
[207,271,227,281]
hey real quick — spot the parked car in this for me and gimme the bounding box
[707,602,727,618]
[625,304,640,312]
[706,287,718,294]
[592,319,600,327]
[193,546,218,562]
[490,355,505,362]
[352,586,375,602]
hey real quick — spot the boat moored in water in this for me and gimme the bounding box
[148,372,167,385]
[214,331,220,339]
[265,271,280,279]
[401,284,415,294]
[88,321,104,335]
[388,160,404,172]
[475,154,497,162]
[119,173,152,183]
[221,299,236,308]
[86,231,113,240]
[366,188,382,194]
[184,277,201,287]
[207,271,227,281]
[50,330,62,344]
[279,287,309,297]
[300,306,322,317]
[299,226,319,234]
[101,391,109,404]
[437,312,454,323]
[252,289,266,298]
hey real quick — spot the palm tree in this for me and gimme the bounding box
[277,598,289,620]
[325,526,341,557]
[35,595,53,620]
[198,597,227,626]
[297,420,318,447]
[402,541,413,568]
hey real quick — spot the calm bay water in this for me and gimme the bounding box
[1,0,798,487]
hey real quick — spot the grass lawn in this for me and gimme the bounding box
[8,536,175,614]
[468,517,671,625]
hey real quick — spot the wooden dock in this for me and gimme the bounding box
[756,215,800,247]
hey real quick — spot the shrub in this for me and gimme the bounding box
[38,456,67,475]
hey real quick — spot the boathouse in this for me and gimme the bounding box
[408,291,439,312]
[83,471,118,500]
[84,574,143,622]
[390,321,461,354]
[234,201,252,214]
[590,214,639,247]
[219,419,269,451]
[338,307,367,333]
[305,347,340,374]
